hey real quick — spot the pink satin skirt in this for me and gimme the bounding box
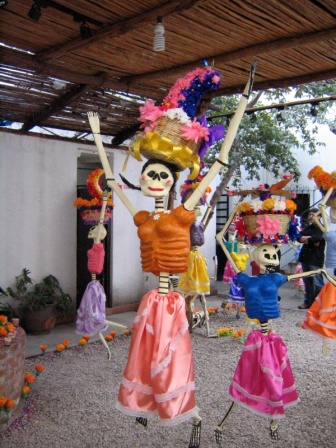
[117,289,199,426]
[229,330,299,419]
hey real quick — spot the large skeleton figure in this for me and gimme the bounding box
[76,191,128,360]
[214,202,336,443]
[87,64,255,448]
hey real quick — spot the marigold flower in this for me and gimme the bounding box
[308,165,323,179]
[40,344,48,353]
[110,331,117,337]
[0,315,8,325]
[285,200,297,212]
[238,202,252,213]
[25,374,35,384]
[35,365,45,376]
[262,198,276,211]
[123,329,130,336]
[0,396,7,408]
[82,335,91,341]
[105,335,113,342]
[62,339,70,348]
[78,338,87,346]
[55,344,65,353]
[6,323,15,333]
[22,386,30,398]
[0,327,8,336]
[5,399,15,411]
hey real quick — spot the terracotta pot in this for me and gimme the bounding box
[21,302,57,335]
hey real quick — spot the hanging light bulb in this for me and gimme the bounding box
[153,16,165,52]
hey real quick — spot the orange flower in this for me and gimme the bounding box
[308,165,324,179]
[0,315,8,325]
[78,338,87,346]
[262,198,276,211]
[285,200,297,212]
[40,344,48,353]
[241,306,246,313]
[110,331,117,337]
[82,335,91,341]
[35,365,45,376]
[238,202,252,213]
[105,335,113,342]
[62,339,70,348]
[0,327,8,336]
[315,172,332,190]
[24,374,35,384]
[5,399,15,411]
[0,396,7,408]
[331,171,336,189]
[55,344,65,353]
[123,329,130,336]
[6,323,15,332]
[22,386,31,398]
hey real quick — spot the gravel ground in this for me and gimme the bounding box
[1,309,335,448]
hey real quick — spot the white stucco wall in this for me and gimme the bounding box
[0,132,78,308]
[1,132,217,309]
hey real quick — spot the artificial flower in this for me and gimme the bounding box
[0,315,8,325]
[256,215,281,237]
[24,373,35,385]
[62,339,70,349]
[82,335,91,341]
[35,365,45,376]
[164,108,190,123]
[40,344,47,354]
[251,200,263,213]
[0,396,7,410]
[262,198,276,211]
[238,202,253,213]
[138,99,163,124]
[180,120,210,143]
[110,331,117,337]
[55,344,65,353]
[285,199,297,212]
[78,338,87,346]
[105,335,113,342]
[0,327,7,336]
[21,386,30,399]
[308,165,324,179]
[123,329,131,336]
[4,399,15,412]
[273,199,287,212]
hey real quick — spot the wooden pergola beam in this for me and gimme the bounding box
[35,0,206,62]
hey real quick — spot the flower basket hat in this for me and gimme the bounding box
[128,66,224,179]
[74,169,114,225]
[228,175,297,245]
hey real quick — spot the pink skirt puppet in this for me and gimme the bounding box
[229,273,299,418]
[117,289,198,425]
[76,243,107,335]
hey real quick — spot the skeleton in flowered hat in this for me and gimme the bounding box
[214,176,336,442]
[88,63,255,448]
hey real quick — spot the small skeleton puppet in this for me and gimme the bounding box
[88,62,256,448]
[214,183,334,443]
[177,166,213,336]
[76,190,128,360]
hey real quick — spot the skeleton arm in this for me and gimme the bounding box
[184,62,256,212]
[311,187,334,232]
[216,202,244,274]
[288,268,336,287]
[93,190,108,244]
[87,112,137,216]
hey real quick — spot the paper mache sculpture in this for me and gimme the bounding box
[215,176,336,442]
[87,62,256,448]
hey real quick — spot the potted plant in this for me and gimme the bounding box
[6,268,72,335]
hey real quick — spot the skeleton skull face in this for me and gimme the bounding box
[139,163,175,198]
[254,244,280,273]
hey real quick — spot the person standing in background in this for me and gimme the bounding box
[297,208,325,309]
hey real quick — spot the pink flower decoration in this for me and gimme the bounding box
[256,215,281,237]
[212,75,220,84]
[138,99,163,123]
[180,120,210,143]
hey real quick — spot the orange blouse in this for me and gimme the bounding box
[134,205,195,276]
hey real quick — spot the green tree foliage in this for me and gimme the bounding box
[205,80,336,185]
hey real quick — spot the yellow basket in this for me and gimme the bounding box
[242,214,290,235]
[152,116,200,154]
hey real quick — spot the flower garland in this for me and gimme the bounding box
[180,162,212,205]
